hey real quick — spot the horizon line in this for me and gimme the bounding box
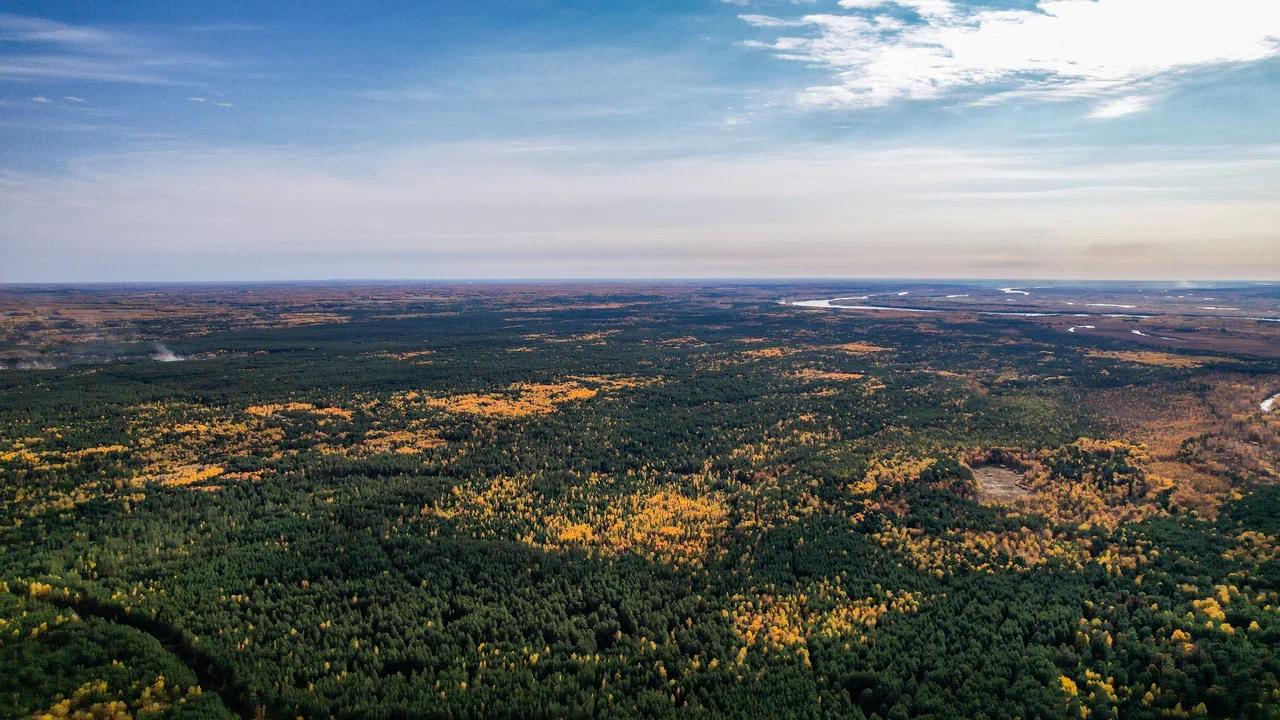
[1,276,1277,287]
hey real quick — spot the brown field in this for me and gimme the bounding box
[1085,372,1280,517]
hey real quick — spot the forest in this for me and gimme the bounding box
[1,281,1278,719]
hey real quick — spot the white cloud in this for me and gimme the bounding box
[1087,95,1150,119]
[187,96,232,107]
[2,141,1278,281]
[0,56,175,84]
[31,95,49,103]
[739,15,808,28]
[62,95,86,102]
[837,0,955,19]
[0,14,117,49]
[745,0,1280,115]
[0,13,224,84]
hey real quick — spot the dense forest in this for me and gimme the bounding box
[1,282,1278,719]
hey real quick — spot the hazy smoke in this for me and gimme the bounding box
[152,344,183,362]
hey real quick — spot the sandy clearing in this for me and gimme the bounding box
[973,465,1030,503]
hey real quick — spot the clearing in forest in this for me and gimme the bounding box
[972,465,1030,504]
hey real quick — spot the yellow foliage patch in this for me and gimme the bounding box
[599,490,730,563]
[373,349,435,363]
[148,464,225,488]
[874,521,1094,576]
[741,347,788,359]
[832,342,892,354]
[1059,675,1078,697]
[1223,530,1278,565]
[1086,351,1222,368]
[428,475,729,566]
[359,428,446,455]
[524,329,622,343]
[421,383,597,417]
[792,368,864,382]
[69,444,130,458]
[245,402,354,420]
[32,675,203,720]
[968,438,1171,528]
[542,488,732,565]
[404,375,654,418]
[273,311,350,326]
[556,523,596,543]
[848,456,936,494]
[731,580,922,661]
[124,403,283,490]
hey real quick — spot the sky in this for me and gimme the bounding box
[1,0,1278,282]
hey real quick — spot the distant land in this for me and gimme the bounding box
[2,279,1278,717]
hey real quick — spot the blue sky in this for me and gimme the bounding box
[2,0,1279,281]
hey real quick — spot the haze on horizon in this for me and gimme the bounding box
[1,0,1279,283]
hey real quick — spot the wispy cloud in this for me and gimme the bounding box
[741,0,1280,117]
[188,95,232,107]
[3,141,1278,281]
[181,23,264,33]
[354,48,736,124]
[1088,95,1150,120]
[738,15,807,28]
[0,14,118,49]
[837,0,954,19]
[0,13,225,84]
